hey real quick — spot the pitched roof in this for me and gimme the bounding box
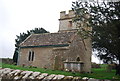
[20,31,76,48]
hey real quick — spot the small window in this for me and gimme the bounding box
[76,57,80,61]
[28,51,31,61]
[28,51,34,61]
[68,21,72,27]
[31,51,34,61]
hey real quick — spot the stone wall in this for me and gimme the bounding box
[68,35,92,72]
[59,10,77,31]
[0,58,13,64]
[0,68,112,81]
[52,47,69,70]
[51,34,91,72]
[18,47,53,69]
[59,19,76,31]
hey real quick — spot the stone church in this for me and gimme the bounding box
[18,10,92,73]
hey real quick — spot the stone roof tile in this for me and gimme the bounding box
[20,31,76,47]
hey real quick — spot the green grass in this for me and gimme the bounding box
[1,63,120,80]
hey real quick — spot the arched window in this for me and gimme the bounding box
[76,57,80,61]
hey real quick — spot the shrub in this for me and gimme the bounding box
[106,64,116,72]
[92,62,101,68]
[109,64,116,70]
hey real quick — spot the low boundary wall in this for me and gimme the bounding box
[0,68,112,81]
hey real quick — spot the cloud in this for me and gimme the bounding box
[0,0,9,29]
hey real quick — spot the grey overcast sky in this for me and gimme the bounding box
[0,0,99,63]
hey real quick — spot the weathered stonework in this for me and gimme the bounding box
[59,10,77,31]
[18,47,54,69]
[18,10,92,73]
[0,68,113,81]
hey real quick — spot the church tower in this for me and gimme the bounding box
[59,10,92,72]
[59,10,77,31]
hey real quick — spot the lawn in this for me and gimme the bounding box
[1,63,120,80]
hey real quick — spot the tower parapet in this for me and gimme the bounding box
[59,10,77,31]
[60,10,75,20]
